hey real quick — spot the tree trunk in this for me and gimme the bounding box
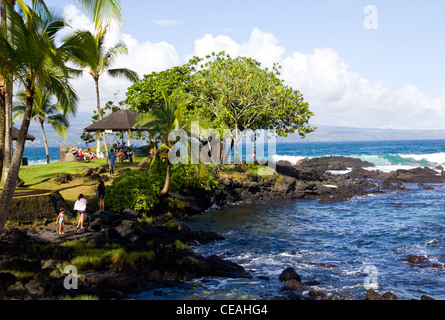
[0,0,6,183]
[159,164,170,196]
[40,120,50,164]
[0,95,33,232]
[1,0,14,186]
[0,95,5,183]
[1,80,12,187]
[95,78,108,157]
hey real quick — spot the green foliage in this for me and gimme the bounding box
[170,164,219,193]
[105,171,161,212]
[174,239,191,251]
[70,246,155,272]
[167,197,189,210]
[193,52,315,138]
[126,63,198,115]
[60,295,99,300]
[164,217,180,229]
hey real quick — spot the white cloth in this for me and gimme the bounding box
[74,198,87,211]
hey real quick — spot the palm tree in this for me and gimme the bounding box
[0,1,78,231]
[13,87,76,164]
[135,90,192,196]
[65,27,139,157]
[0,0,122,180]
[72,0,122,31]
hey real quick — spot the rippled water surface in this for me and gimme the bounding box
[135,183,445,300]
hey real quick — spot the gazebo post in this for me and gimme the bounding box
[96,131,102,158]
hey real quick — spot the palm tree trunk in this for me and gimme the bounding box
[159,164,170,196]
[1,0,15,187]
[0,0,7,183]
[0,96,5,183]
[1,81,12,187]
[95,78,108,157]
[40,120,50,164]
[0,95,32,232]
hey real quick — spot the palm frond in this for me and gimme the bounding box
[107,68,139,83]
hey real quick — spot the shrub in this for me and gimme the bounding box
[170,163,219,193]
[105,171,161,212]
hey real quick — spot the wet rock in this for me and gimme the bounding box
[283,279,304,292]
[203,255,253,279]
[404,255,428,264]
[308,288,327,299]
[382,291,397,300]
[365,289,382,300]
[279,267,301,282]
[421,295,434,300]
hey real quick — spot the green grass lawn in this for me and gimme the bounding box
[1,158,145,206]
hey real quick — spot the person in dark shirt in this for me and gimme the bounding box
[108,149,117,175]
[97,180,106,211]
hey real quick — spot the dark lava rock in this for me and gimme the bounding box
[0,272,17,290]
[279,267,301,282]
[382,291,397,300]
[283,279,304,292]
[404,255,428,264]
[365,289,382,300]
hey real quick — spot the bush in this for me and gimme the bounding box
[105,171,161,213]
[170,163,219,193]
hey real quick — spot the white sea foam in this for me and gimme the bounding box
[399,152,445,166]
[271,154,309,164]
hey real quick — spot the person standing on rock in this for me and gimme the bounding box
[74,194,88,230]
[57,207,66,235]
[97,180,106,211]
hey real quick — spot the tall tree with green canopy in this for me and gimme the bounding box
[13,87,76,164]
[192,52,315,162]
[65,26,139,157]
[135,90,192,196]
[0,1,78,232]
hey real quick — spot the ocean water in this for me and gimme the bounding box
[130,139,445,300]
[20,141,445,300]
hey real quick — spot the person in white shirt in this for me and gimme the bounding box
[74,194,88,229]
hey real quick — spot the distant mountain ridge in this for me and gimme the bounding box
[21,119,445,147]
[280,125,445,143]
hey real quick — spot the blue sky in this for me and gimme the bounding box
[39,0,445,131]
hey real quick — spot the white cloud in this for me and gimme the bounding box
[281,48,445,130]
[190,29,445,129]
[191,27,285,69]
[59,6,445,131]
[62,6,181,116]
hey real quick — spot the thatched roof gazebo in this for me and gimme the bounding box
[83,109,143,133]
[12,127,36,142]
[83,109,145,154]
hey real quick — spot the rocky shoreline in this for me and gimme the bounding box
[1,156,444,300]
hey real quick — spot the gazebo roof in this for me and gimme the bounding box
[12,127,36,141]
[83,109,144,132]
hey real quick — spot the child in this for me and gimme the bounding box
[57,207,66,235]
[97,180,106,211]
[74,194,87,229]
